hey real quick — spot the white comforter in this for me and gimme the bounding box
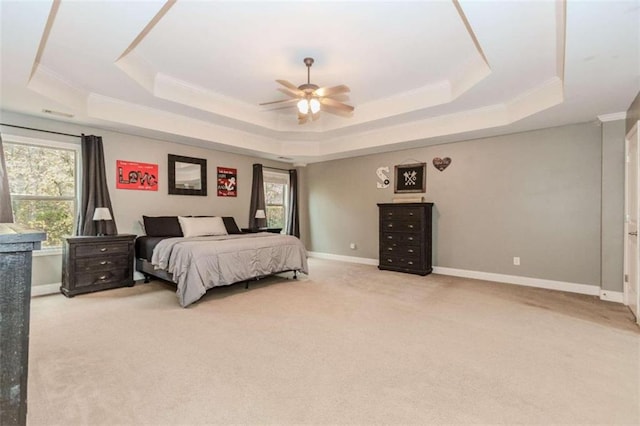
[151,233,308,307]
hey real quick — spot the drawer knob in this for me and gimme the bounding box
[409,212,414,216]
[100,248,107,252]
[387,247,393,251]
[408,249,414,253]
[408,237,414,241]
[387,236,392,239]
[387,259,393,263]
[100,261,110,265]
[99,275,107,280]
[387,224,393,228]
[408,224,414,229]
[408,261,414,265]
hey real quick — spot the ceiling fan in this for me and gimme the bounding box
[259,57,354,124]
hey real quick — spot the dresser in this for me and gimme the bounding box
[378,203,433,276]
[61,234,136,297]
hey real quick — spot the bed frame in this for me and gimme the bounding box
[135,258,298,290]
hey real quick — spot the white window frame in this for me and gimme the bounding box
[263,169,290,230]
[3,134,81,251]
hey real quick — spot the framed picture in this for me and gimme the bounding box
[168,154,207,196]
[217,167,237,197]
[394,162,426,193]
[116,160,158,191]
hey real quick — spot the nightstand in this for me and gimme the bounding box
[61,234,136,297]
[241,227,283,234]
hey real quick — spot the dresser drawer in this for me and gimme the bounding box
[381,245,421,259]
[382,232,421,246]
[74,242,130,258]
[379,256,422,269]
[381,219,422,232]
[74,255,130,273]
[380,206,423,220]
[75,269,130,288]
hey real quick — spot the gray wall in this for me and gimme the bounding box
[601,120,626,292]
[1,111,289,286]
[303,122,604,287]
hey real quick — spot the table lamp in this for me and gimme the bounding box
[92,207,112,236]
[254,209,266,230]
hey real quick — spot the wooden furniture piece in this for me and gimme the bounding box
[0,224,46,426]
[241,227,283,234]
[378,203,433,276]
[61,234,135,297]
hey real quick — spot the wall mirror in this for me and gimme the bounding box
[168,154,207,196]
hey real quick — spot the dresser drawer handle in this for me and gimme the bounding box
[387,247,393,251]
[409,212,414,216]
[100,248,107,252]
[408,237,414,241]
[387,224,393,228]
[99,261,110,265]
[387,259,393,263]
[98,275,107,280]
[408,261,414,265]
[408,249,414,253]
[387,236,393,240]
[408,224,414,229]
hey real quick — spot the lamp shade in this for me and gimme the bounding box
[92,208,112,221]
[254,209,266,219]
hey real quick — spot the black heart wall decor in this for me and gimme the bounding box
[433,157,452,171]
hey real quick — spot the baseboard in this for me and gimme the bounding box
[599,290,624,303]
[433,266,600,297]
[31,282,60,297]
[307,251,378,266]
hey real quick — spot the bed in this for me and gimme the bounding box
[135,215,308,307]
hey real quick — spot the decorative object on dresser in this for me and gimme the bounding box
[394,163,426,193]
[92,207,113,236]
[61,234,135,297]
[378,203,433,276]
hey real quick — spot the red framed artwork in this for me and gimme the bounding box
[116,160,158,191]
[217,167,237,197]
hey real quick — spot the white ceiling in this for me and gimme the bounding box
[1,0,638,164]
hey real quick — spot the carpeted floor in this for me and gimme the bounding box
[27,258,639,425]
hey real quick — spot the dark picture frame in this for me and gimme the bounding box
[168,154,207,196]
[394,162,426,193]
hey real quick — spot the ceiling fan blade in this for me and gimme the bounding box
[277,87,303,99]
[314,84,350,98]
[298,112,309,124]
[277,80,303,95]
[259,98,297,106]
[320,97,354,112]
[259,98,298,111]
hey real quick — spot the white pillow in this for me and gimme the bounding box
[178,216,228,238]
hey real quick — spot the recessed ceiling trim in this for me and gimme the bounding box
[29,0,60,80]
[115,0,176,61]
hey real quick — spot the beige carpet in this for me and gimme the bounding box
[27,258,639,425]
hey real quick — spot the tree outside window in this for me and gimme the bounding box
[5,139,78,248]
[263,170,289,230]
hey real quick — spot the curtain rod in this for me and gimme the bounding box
[264,165,292,172]
[0,123,82,138]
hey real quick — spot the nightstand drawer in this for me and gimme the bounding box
[75,269,129,288]
[74,242,130,258]
[75,255,129,273]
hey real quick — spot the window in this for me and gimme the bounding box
[4,136,79,249]
[263,170,289,230]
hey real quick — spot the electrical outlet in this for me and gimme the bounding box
[350,243,357,250]
[513,257,520,266]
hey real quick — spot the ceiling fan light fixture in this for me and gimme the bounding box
[309,98,321,114]
[297,99,309,114]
